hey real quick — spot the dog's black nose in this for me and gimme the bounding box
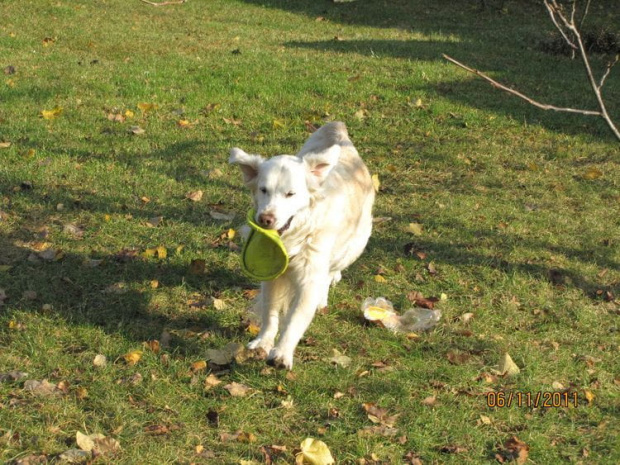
[258,213,275,228]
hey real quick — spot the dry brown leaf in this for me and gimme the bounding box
[204,374,222,390]
[496,436,529,465]
[186,190,203,202]
[223,381,251,397]
[24,379,60,397]
[446,350,471,365]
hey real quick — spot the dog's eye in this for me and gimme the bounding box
[286,192,295,198]
[260,187,267,194]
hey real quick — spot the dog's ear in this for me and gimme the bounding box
[303,145,341,184]
[229,148,264,184]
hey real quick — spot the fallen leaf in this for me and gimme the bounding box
[123,350,143,366]
[204,374,222,390]
[446,350,470,365]
[404,223,423,236]
[206,342,243,366]
[24,379,60,396]
[177,119,193,128]
[362,402,399,427]
[223,117,242,126]
[584,389,595,405]
[40,107,63,119]
[358,425,399,437]
[146,216,163,227]
[440,444,468,454]
[211,298,226,310]
[296,438,335,465]
[460,312,474,323]
[191,360,207,372]
[186,190,203,202]
[329,349,352,368]
[0,370,28,382]
[373,274,387,283]
[58,449,90,462]
[76,431,105,452]
[220,430,257,443]
[582,168,603,180]
[129,126,145,135]
[496,436,529,465]
[137,102,159,113]
[371,174,380,193]
[223,382,252,397]
[421,395,437,407]
[497,353,520,376]
[0,141,11,148]
[93,354,107,368]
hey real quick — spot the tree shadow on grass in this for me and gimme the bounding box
[238,0,619,140]
[0,231,254,345]
[286,38,619,140]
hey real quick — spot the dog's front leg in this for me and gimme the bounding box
[247,277,288,353]
[267,265,330,370]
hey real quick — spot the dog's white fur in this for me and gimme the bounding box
[229,122,375,369]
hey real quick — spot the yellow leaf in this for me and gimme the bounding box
[584,389,595,405]
[41,107,63,119]
[0,141,11,148]
[104,214,111,222]
[582,168,603,180]
[142,248,156,258]
[150,280,159,289]
[272,118,286,129]
[296,438,335,465]
[123,350,143,365]
[137,102,158,113]
[371,174,380,193]
[246,322,260,336]
[191,360,207,372]
[404,223,423,236]
[177,119,192,128]
[374,274,387,283]
[156,246,167,259]
[124,109,134,118]
[226,228,236,240]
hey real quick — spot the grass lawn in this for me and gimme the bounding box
[1,0,619,463]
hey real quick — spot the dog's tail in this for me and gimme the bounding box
[297,121,352,157]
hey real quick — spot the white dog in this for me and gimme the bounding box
[229,122,375,369]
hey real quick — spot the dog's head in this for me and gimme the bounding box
[229,145,340,233]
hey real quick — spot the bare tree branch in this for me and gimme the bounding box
[442,54,602,116]
[442,1,620,142]
[599,55,619,90]
[544,1,577,55]
[140,0,186,6]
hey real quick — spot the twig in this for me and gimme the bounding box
[598,55,619,90]
[140,0,186,6]
[442,54,602,116]
[544,0,577,54]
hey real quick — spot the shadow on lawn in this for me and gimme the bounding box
[242,0,619,140]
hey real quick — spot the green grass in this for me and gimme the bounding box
[1,0,619,463]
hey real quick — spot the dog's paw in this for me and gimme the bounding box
[266,348,293,370]
[247,337,273,353]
